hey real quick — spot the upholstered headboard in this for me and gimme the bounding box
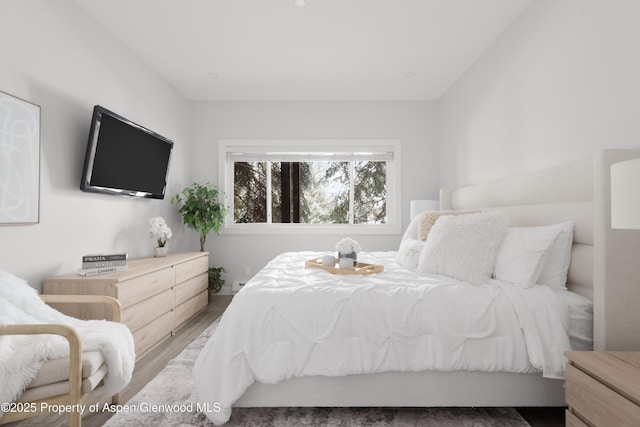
[440,149,640,351]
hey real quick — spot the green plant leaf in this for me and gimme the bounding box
[172,182,228,251]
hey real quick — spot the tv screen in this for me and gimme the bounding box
[80,106,173,199]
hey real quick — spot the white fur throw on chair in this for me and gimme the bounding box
[0,271,135,417]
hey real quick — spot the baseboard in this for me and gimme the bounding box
[231,281,246,293]
[217,283,234,295]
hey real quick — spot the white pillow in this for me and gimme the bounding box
[494,225,563,288]
[416,211,508,285]
[538,221,574,289]
[395,238,425,271]
[400,214,424,243]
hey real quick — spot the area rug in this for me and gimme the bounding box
[104,319,530,426]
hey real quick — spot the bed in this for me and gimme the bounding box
[194,149,640,425]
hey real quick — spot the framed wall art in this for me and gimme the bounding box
[0,90,41,224]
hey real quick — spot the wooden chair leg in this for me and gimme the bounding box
[69,409,81,427]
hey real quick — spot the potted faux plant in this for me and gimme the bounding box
[208,266,226,296]
[171,182,227,252]
[149,216,172,257]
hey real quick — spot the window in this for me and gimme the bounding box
[219,140,401,234]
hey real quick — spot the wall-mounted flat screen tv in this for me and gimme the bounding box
[80,105,173,199]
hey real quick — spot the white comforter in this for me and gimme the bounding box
[194,251,571,425]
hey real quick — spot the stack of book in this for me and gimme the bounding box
[78,253,128,276]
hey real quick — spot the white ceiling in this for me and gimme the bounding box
[74,0,532,101]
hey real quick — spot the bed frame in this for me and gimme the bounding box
[235,149,640,408]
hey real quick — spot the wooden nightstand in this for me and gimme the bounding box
[565,351,640,427]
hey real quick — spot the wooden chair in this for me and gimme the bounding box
[0,295,123,427]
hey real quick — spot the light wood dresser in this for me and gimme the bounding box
[43,252,209,359]
[565,351,640,427]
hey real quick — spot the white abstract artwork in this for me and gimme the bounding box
[0,91,40,224]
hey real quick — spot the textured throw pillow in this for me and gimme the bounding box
[537,221,574,289]
[494,225,564,288]
[395,238,425,271]
[417,211,508,285]
[418,210,477,241]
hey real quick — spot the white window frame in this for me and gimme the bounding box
[218,139,401,235]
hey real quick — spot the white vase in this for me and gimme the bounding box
[154,246,168,257]
[338,257,354,270]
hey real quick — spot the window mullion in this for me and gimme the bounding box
[349,161,355,225]
[266,161,272,223]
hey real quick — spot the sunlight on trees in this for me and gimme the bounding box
[233,160,387,225]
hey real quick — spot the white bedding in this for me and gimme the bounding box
[194,251,575,425]
[556,289,593,351]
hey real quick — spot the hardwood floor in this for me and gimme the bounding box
[7,293,565,427]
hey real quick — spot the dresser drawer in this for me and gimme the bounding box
[132,309,175,356]
[122,288,175,332]
[566,364,640,426]
[176,272,208,306]
[175,255,209,284]
[565,410,588,427]
[117,267,174,307]
[175,290,208,328]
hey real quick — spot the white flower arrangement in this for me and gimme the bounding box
[149,216,172,247]
[335,238,361,255]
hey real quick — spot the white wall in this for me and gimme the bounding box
[438,0,640,189]
[11,0,633,291]
[0,0,191,290]
[190,101,437,283]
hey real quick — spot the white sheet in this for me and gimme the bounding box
[555,289,593,351]
[194,251,573,425]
